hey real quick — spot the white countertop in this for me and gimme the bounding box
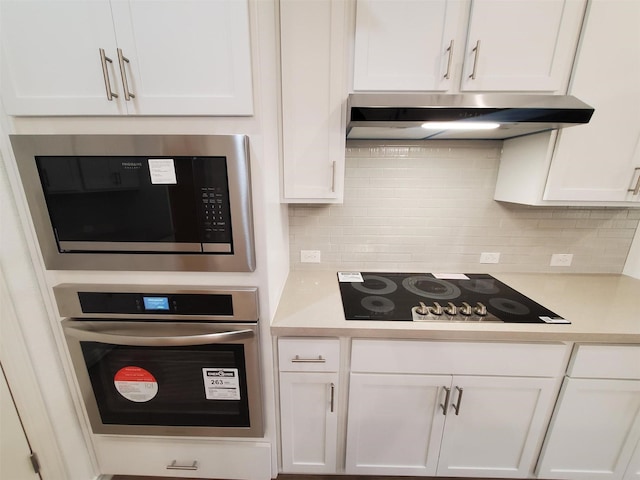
[271,270,640,343]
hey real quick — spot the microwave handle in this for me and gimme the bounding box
[63,323,255,346]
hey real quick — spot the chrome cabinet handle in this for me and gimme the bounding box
[117,48,136,100]
[452,386,464,415]
[291,355,326,363]
[166,460,198,471]
[330,383,335,413]
[331,160,337,193]
[469,40,480,79]
[99,48,118,100]
[628,168,640,195]
[63,321,254,346]
[440,386,451,415]
[444,40,454,79]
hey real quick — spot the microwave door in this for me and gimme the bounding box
[38,156,204,253]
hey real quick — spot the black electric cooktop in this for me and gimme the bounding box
[337,272,568,324]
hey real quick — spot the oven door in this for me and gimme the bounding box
[62,320,263,437]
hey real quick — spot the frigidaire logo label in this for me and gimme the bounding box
[121,161,142,169]
[207,370,236,377]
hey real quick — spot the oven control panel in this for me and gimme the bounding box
[78,292,233,316]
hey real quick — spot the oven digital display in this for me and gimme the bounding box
[143,296,170,311]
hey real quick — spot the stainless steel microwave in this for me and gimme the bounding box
[11,134,255,272]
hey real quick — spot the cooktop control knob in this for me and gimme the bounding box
[474,302,487,316]
[460,301,473,316]
[430,302,443,315]
[416,302,430,315]
[444,302,457,315]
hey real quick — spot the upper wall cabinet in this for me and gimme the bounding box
[494,0,640,206]
[0,0,253,116]
[352,0,586,93]
[279,0,349,203]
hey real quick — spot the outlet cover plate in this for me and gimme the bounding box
[480,252,501,264]
[550,253,573,267]
[300,250,321,263]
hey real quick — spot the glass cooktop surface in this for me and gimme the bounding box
[337,272,568,324]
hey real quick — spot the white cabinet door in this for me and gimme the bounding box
[537,378,640,480]
[543,0,640,202]
[437,375,558,478]
[280,0,347,202]
[0,0,253,116]
[460,0,585,92]
[352,0,465,91]
[345,373,448,476]
[279,372,338,474]
[111,0,253,115]
[0,0,123,115]
[626,440,640,480]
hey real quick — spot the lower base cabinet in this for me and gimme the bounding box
[537,345,640,480]
[277,338,340,474]
[345,339,568,478]
[346,373,557,478]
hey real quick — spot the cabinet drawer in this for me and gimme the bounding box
[278,337,340,372]
[351,339,569,377]
[568,344,640,379]
[93,436,271,479]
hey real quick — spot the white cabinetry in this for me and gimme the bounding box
[352,0,585,93]
[494,0,640,206]
[0,0,253,116]
[345,340,568,478]
[537,344,640,480]
[277,338,340,474]
[279,0,348,203]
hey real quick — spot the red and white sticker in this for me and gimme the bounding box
[114,366,158,403]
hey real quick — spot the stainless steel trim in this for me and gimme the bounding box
[62,319,263,438]
[330,383,335,413]
[469,40,480,79]
[59,241,203,253]
[10,134,256,272]
[441,386,451,415]
[63,322,254,346]
[116,48,135,100]
[167,461,198,471]
[99,48,118,100]
[444,40,454,79]
[202,243,233,253]
[53,284,259,321]
[291,355,326,363]
[453,386,464,415]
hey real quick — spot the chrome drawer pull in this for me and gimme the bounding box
[469,40,481,79]
[166,460,198,471]
[440,386,451,415]
[99,48,118,100]
[330,383,335,412]
[443,39,454,79]
[291,355,326,363]
[452,386,464,415]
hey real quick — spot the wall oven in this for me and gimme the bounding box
[11,134,255,272]
[55,284,263,437]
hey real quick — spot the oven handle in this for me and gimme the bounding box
[63,324,255,346]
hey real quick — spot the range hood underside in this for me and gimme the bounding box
[347,93,595,141]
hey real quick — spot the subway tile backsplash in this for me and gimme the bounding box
[289,142,639,273]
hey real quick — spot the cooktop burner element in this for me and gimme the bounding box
[337,272,569,324]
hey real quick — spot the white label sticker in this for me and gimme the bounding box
[148,158,177,184]
[114,366,159,403]
[433,273,470,280]
[338,272,364,282]
[202,368,241,400]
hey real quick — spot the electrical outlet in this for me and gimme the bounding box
[480,252,500,264]
[550,253,573,267]
[300,250,321,263]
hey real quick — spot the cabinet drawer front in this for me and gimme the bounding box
[278,337,340,372]
[351,339,569,377]
[93,436,271,479]
[569,344,640,379]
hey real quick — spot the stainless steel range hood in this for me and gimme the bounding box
[347,93,594,140]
